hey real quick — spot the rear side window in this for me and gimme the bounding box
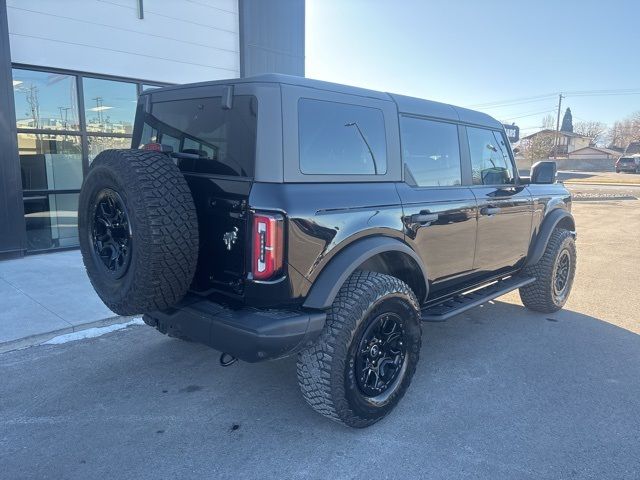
[298,98,387,175]
[400,117,461,187]
[467,127,514,185]
[137,95,257,177]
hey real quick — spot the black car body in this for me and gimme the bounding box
[81,74,577,426]
[130,74,574,360]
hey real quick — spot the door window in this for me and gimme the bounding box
[467,127,514,185]
[400,117,461,187]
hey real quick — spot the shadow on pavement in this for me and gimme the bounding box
[2,300,639,479]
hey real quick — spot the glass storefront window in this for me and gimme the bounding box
[12,69,80,131]
[23,193,79,251]
[83,78,137,134]
[87,136,132,163]
[18,133,83,191]
[11,67,167,253]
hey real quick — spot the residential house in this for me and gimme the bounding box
[624,141,640,155]
[520,129,592,157]
[562,146,620,171]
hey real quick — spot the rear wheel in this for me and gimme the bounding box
[519,228,576,313]
[78,149,199,315]
[297,271,422,428]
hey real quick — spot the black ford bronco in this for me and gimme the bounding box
[78,74,577,428]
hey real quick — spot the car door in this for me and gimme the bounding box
[396,116,478,293]
[465,126,533,271]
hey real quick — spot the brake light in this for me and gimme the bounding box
[142,142,163,152]
[252,213,284,280]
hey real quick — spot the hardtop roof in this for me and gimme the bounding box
[143,73,503,129]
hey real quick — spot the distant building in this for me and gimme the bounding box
[606,145,625,154]
[0,0,305,258]
[520,129,591,157]
[567,146,620,160]
[624,141,640,155]
[538,146,621,172]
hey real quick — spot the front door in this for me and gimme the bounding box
[396,117,478,292]
[465,126,533,271]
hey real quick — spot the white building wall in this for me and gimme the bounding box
[567,137,590,153]
[7,0,240,84]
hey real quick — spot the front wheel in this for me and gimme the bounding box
[297,272,422,428]
[519,228,576,313]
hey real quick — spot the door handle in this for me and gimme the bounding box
[481,207,501,216]
[409,212,439,224]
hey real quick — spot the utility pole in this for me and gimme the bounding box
[553,93,563,160]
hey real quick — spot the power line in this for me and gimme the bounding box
[466,94,556,109]
[501,108,557,121]
[564,88,640,95]
[466,87,640,109]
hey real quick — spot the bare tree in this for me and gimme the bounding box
[520,131,556,165]
[541,114,555,129]
[574,121,607,145]
[606,111,640,149]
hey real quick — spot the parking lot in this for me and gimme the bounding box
[1,193,639,480]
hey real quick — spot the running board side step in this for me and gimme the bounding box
[421,276,536,322]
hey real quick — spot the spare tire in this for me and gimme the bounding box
[78,149,199,315]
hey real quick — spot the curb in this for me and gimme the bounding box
[573,196,638,202]
[0,315,136,354]
[564,181,640,187]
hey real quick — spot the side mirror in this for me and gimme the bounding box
[530,161,557,184]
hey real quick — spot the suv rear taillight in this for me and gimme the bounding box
[142,142,163,152]
[252,213,284,280]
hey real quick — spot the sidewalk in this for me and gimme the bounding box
[0,250,127,352]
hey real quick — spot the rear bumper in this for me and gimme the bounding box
[143,295,326,362]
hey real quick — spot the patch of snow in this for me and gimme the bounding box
[44,318,144,345]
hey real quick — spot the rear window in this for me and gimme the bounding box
[298,98,387,175]
[137,95,257,177]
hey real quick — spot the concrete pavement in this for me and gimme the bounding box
[0,250,124,352]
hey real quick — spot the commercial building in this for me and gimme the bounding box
[0,0,304,258]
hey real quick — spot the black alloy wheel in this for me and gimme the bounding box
[355,312,407,402]
[91,188,132,279]
[552,249,571,302]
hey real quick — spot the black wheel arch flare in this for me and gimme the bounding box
[303,236,429,310]
[526,208,576,267]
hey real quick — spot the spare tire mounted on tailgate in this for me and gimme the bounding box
[78,149,199,315]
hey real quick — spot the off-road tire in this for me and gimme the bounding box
[519,228,576,313]
[297,271,422,428]
[78,149,199,315]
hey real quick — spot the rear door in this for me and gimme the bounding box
[133,86,259,294]
[464,126,533,271]
[396,116,478,292]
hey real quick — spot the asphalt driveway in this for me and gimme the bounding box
[1,200,639,480]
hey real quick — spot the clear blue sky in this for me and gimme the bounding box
[306,0,640,134]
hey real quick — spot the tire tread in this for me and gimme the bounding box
[297,271,421,428]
